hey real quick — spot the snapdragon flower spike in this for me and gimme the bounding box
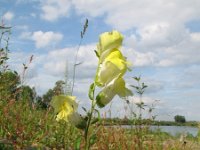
[50,95,86,129]
[96,77,133,108]
[95,30,132,107]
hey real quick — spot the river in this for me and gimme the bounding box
[120,125,199,137]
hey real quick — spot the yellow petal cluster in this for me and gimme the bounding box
[95,30,133,107]
[51,95,86,128]
[96,77,132,107]
[97,30,123,56]
[96,48,128,86]
[50,95,77,122]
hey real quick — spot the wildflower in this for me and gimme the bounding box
[50,95,77,122]
[95,48,129,86]
[97,30,123,56]
[94,30,132,107]
[50,95,86,129]
[96,77,132,108]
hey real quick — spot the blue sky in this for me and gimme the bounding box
[1,0,200,121]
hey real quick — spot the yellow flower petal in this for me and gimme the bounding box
[114,78,133,98]
[95,49,128,86]
[98,30,123,55]
[50,95,77,122]
[96,77,132,107]
[105,49,126,71]
[56,109,69,121]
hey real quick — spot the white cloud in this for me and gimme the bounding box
[32,31,63,48]
[70,0,200,69]
[72,0,200,31]
[20,31,63,48]
[177,64,200,88]
[19,31,32,39]
[43,44,97,77]
[129,96,157,105]
[190,33,200,41]
[8,52,38,86]
[124,23,200,67]
[7,44,98,95]
[121,46,156,67]
[3,11,14,21]
[16,25,29,30]
[40,0,72,21]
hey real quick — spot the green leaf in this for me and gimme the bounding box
[89,134,97,147]
[133,76,140,81]
[91,118,99,124]
[131,85,139,90]
[88,83,95,100]
[14,71,18,75]
[74,136,82,150]
[91,109,101,124]
[94,50,100,58]
[82,107,87,112]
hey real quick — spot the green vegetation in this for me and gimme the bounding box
[100,118,199,127]
[174,115,186,123]
[0,23,200,149]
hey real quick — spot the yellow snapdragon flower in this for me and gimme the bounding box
[97,30,123,56]
[50,95,77,122]
[94,30,132,107]
[51,95,86,128]
[96,77,132,108]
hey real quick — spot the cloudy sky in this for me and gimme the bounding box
[1,0,200,121]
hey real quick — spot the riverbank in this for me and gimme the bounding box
[100,118,199,127]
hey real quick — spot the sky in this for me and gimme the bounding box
[1,0,200,121]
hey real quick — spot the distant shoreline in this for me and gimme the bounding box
[100,119,199,127]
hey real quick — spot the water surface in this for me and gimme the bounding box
[120,125,199,137]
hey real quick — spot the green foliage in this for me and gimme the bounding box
[0,98,82,149]
[20,86,36,103]
[53,80,65,95]
[174,115,186,123]
[42,89,54,107]
[0,71,20,101]
[42,80,65,107]
[88,83,95,100]
[0,25,11,72]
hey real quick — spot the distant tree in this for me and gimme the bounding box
[42,89,54,107]
[42,80,65,107]
[20,85,35,103]
[0,71,20,101]
[174,115,186,123]
[53,80,65,95]
[35,96,48,109]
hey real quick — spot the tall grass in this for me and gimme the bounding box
[1,99,199,149]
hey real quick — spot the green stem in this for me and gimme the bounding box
[84,85,96,150]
